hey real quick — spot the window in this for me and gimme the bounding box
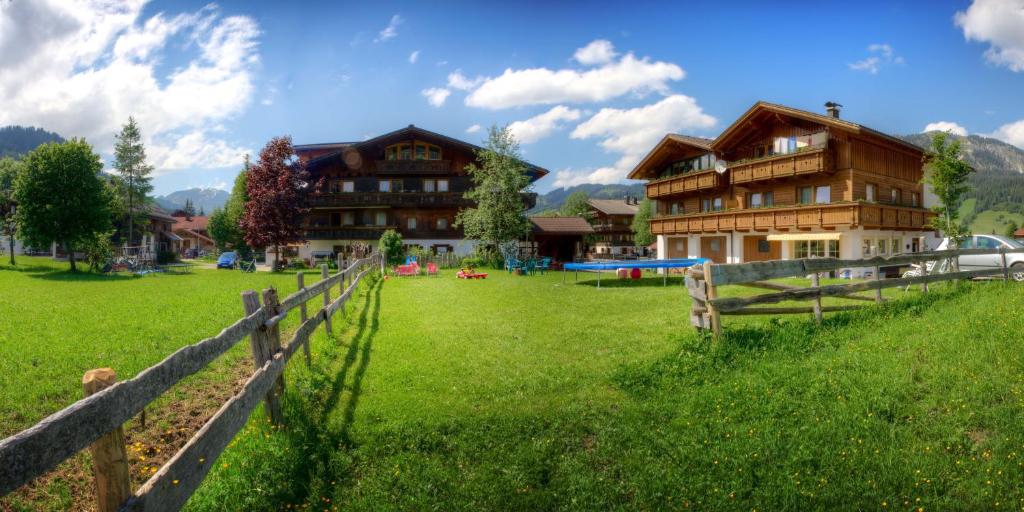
[865,183,876,202]
[400,145,411,160]
[701,198,711,212]
[878,239,888,256]
[757,239,771,253]
[414,144,427,160]
[670,203,680,215]
[329,180,341,193]
[375,212,387,226]
[429,146,441,160]
[828,240,839,256]
[407,217,417,230]
[379,180,391,192]
[436,218,448,230]
[815,186,831,204]
[343,212,354,225]
[862,238,877,257]
[437,179,448,192]
[891,238,901,255]
[959,237,974,249]
[749,192,763,208]
[342,180,354,193]
[712,197,723,211]
[799,186,814,204]
[911,192,919,207]
[763,191,774,207]
[891,188,900,205]
[976,236,1000,250]
[330,212,341,226]
[423,179,435,192]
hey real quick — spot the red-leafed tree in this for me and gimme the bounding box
[241,136,318,270]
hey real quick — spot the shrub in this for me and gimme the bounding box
[460,256,484,268]
[81,231,114,272]
[157,250,178,264]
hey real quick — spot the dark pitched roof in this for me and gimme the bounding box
[626,133,716,180]
[296,125,549,182]
[588,199,638,216]
[529,216,595,235]
[146,205,177,223]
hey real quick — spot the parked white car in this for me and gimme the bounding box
[926,234,1024,281]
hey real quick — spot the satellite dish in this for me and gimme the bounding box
[714,160,728,174]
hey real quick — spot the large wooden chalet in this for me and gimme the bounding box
[628,102,938,273]
[292,125,547,261]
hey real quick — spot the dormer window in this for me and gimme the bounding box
[386,141,442,161]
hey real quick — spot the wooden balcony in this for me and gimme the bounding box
[375,159,451,174]
[645,169,725,199]
[312,192,473,208]
[729,146,834,185]
[304,226,462,240]
[650,202,933,235]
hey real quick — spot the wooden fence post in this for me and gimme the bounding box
[810,272,823,323]
[82,368,131,512]
[873,266,883,303]
[297,272,311,366]
[262,288,286,416]
[919,257,929,293]
[702,261,722,338]
[241,291,284,425]
[321,264,332,335]
[1000,246,1009,281]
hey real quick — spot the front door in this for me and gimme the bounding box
[743,235,781,262]
[701,236,727,264]
[667,237,687,259]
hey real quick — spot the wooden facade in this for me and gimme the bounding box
[295,125,546,257]
[628,102,934,263]
[586,198,640,257]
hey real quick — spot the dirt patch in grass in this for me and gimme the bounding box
[1,357,256,512]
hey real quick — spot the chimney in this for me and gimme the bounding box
[825,101,842,119]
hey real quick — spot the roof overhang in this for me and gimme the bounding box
[626,134,714,180]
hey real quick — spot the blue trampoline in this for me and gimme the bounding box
[562,258,709,287]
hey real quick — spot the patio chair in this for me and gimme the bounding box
[427,262,439,276]
[240,258,257,273]
[536,257,552,275]
[505,258,520,273]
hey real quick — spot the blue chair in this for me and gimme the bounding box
[536,257,552,275]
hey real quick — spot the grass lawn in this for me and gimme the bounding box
[0,256,326,510]
[180,268,1024,511]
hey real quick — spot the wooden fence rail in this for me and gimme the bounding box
[0,253,382,511]
[688,247,1024,336]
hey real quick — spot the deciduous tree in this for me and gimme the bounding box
[209,158,251,255]
[241,138,316,270]
[0,157,22,265]
[631,197,655,248]
[14,140,111,271]
[560,191,591,217]
[112,117,153,246]
[924,132,975,271]
[455,126,532,259]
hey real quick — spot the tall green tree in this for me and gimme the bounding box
[924,132,975,248]
[183,198,196,219]
[560,191,591,217]
[112,117,153,246]
[455,126,533,258]
[631,197,655,248]
[0,157,22,265]
[14,140,111,271]
[209,157,251,255]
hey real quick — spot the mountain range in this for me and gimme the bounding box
[153,188,230,214]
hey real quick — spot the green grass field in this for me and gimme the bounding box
[3,258,1024,510]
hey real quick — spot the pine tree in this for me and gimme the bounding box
[112,117,153,246]
[183,199,196,220]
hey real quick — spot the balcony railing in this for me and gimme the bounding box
[646,169,724,199]
[303,226,462,240]
[649,202,933,235]
[729,146,834,185]
[375,160,451,174]
[312,192,473,208]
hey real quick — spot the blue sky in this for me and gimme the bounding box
[2,0,1023,195]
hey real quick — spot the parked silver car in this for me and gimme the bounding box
[931,234,1024,281]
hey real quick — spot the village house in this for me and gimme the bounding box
[170,212,215,256]
[586,197,640,259]
[628,102,939,273]
[289,125,547,264]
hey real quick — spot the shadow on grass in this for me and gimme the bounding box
[261,275,383,509]
[572,274,686,288]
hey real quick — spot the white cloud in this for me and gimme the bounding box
[956,0,1024,72]
[463,51,684,109]
[507,106,581,144]
[148,130,250,175]
[374,14,403,43]
[408,50,419,63]
[553,94,716,187]
[573,39,617,66]
[990,119,1024,149]
[447,70,484,91]
[0,1,260,175]
[848,43,904,74]
[421,87,451,107]
[923,121,968,136]
[465,124,482,134]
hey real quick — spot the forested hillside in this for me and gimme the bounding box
[0,126,65,158]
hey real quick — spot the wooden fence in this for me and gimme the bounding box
[687,247,1024,336]
[0,253,384,511]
